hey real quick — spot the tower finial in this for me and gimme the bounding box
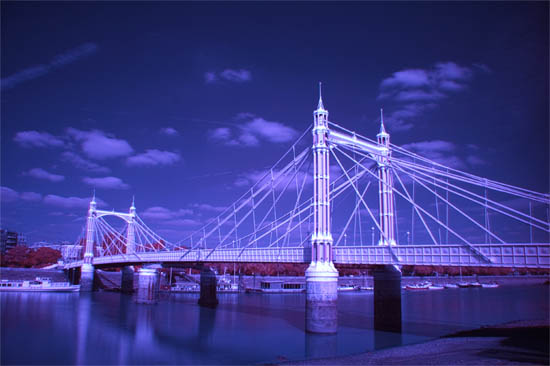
[132,195,135,207]
[379,108,387,135]
[317,81,325,111]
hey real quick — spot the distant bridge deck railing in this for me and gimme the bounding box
[63,243,549,269]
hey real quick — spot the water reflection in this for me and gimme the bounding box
[1,286,548,365]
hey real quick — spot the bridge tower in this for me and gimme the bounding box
[377,110,396,246]
[81,193,97,291]
[126,197,136,254]
[305,83,339,334]
[122,198,137,294]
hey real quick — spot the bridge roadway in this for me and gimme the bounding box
[64,243,549,269]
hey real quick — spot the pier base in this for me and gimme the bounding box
[121,266,135,294]
[135,265,159,304]
[373,265,402,333]
[305,333,338,359]
[305,262,339,334]
[198,267,218,308]
[80,264,95,292]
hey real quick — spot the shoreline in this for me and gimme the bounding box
[280,320,549,366]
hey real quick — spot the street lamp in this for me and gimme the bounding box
[371,227,375,245]
[407,231,410,245]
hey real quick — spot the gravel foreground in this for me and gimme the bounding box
[279,320,549,366]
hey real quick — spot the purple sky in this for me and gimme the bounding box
[1,2,548,245]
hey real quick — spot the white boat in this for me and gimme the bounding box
[444,283,459,289]
[469,282,482,288]
[337,285,358,292]
[217,277,239,293]
[359,286,373,291]
[171,283,200,293]
[481,282,499,288]
[0,277,80,292]
[405,281,432,290]
[428,285,445,290]
[457,282,471,288]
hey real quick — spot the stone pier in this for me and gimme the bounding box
[373,265,402,333]
[80,263,95,292]
[305,262,339,334]
[198,267,218,308]
[121,266,135,294]
[135,265,160,304]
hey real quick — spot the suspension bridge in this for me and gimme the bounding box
[63,89,550,271]
[62,86,549,333]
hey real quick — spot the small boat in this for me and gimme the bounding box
[338,285,358,292]
[444,283,459,289]
[405,281,432,290]
[469,282,482,288]
[481,282,499,288]
[217,277,239,293]
[359,286,373,291]
[0,277,80,292]
[428,285,445,290]
[171,283,200,293]
[457,282,471,288]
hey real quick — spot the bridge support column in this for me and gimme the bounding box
[135,265,160,304]
[198,267,218,308]
[373,265,402,333]
[80,263,95,292]
[121,266,135,294]
[305,263,338,334]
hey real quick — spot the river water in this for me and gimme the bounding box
[1,285,548,365]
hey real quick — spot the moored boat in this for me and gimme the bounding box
[405,281,432,290]
[428,285,445,290]
[444,283,459,289]
[481,282,499,288]
[337,285,358,292]
[0,277,80,292]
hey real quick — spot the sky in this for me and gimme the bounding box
[1,1,548,246]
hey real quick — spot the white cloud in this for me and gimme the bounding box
[209,114,299,147]
[205,69,252,84]
[378,62,485,132]
[401,140,486,169]
[25,168,65,182]
[82,176,130,190]
[1,43,98,91]
[60,151,110,173]
[43,194,106,209]
[191,203,227,213]
[159,127,179,136]
[1,186,20,202]
[126,149,181,167]
[141,206,193,220]
[20,192,43,201]
[14,131,65,148]
[67,128,134,160]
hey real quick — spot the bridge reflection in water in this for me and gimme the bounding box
[1,286,548,365]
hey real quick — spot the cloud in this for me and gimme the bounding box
[190,203,226,213]
[378,62,484,132]
[126,149,181,167]
[141,206,193,220]
[14,131,65,148]
[1,187,43,203]
[43,194,106,209]
[1,42,98,91]
[209,114,299,147]
[20,192,43,202]
[159,127,179,136]
[1,187,20,202]
[82,176,130,190]
[204,69,252,84]
[60,151,110,173]
[24,168,65,182]
[400,140,486,169]
[67,128,133,160]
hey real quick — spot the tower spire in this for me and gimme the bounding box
[317,81,325,111]
[379,108,387,135]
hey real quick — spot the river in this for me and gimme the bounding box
[1,285,548,365]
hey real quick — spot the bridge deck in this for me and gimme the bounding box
[64,243,550,269]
